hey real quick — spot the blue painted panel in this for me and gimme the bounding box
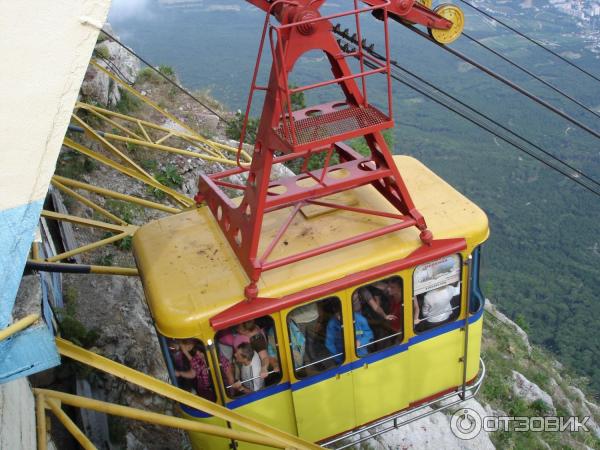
[0,324,60,384]
[0,200,44,329]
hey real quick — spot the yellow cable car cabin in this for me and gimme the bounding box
[133,155,489,449]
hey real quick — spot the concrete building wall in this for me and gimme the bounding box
[0,1,111,381]
[0,378,37,450]
[0,0,112,328]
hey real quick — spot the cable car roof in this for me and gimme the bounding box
[133,156,489,338]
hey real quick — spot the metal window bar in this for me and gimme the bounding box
[294,353,344,371]
[356,330,403,351]
[416,304,460,323]
[225,370,279,390]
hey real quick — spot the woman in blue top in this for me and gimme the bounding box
[352,291,374,357]
[325,295,374,363]
[325,304,344,364]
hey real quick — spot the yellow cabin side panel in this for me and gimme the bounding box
[229,391,298,450]
[352,350,410,426]
[408,329,464,402]
[179,411,231,450]
[466,316,483,381]
[292,371,355,442]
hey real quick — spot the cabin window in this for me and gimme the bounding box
[287,297,344,378]
[413,254,462,333]
[165,338,217,402]
[352,276,404,357]
[215,315,282,398]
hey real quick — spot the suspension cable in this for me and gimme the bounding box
[462,32,600,121]
[457,0,600,84]
[336,32,600,189]
[384,63,600,196]
[403,25,600,142]
[390,62,600,190]
[95,52,136,86]
[99,29,229,122]
[335,35,600,196]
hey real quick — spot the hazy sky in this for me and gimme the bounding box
[109,0,152,21]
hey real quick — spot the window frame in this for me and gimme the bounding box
[214,314,283,400]
[351,275,405,359]
[285,296,346,379]
[159,334,219,402]
[412,253,463,334]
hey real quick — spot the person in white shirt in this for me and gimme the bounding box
[420,283,461,325]
[232,342,265,394]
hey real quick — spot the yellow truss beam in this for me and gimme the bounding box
[40,210,137,262]
[90,61,225,160]
[63,137,194,207]
[97,131,239,166]
[52,175,181,214]
[45,231,133,263]
[71,113,153,180]
[85,106,145,141]
[56,338,321,450]
[76,101,251,162]
[41,210,133,233]
[51,178,127,225]
[0,314,39,342]
[35,389,287,448]
[46,398,96,449]
[36,394,48,450]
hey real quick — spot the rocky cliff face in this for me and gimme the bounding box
[80,24,140,108]
[53,29,600,450]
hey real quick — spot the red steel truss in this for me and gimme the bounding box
[195,0,450,299]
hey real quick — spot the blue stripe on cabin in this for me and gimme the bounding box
[179,308,485,416]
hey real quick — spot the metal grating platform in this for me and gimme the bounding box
[276,105,390,147]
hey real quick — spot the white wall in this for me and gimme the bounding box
[0,0,112,328]
[0,378,36,450]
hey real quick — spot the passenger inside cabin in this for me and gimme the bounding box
[352,291,374,357]
[324,302,344,364]
[171,339,216,401]
[236,320,275,378]
[218,351,236,398]
[384,278,403,334]
[232,342,265,394]
[360,284,394,324]
[415,283,461,332]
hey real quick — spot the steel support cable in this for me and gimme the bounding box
[388,59,600,190]
[462,32,600,121]
[359,58,600,196]
[404,25,600,143]
[95,53,136,86]
[457,0,600,84]
[333,31,600,189]
[99,29,229,123]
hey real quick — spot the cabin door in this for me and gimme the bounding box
[346,276,411,427]
[282,295,356,442]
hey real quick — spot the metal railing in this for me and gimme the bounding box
[321,358,487,449]
[0,314,40,342]
[38,337,322,450]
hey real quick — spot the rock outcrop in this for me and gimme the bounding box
[512,371,555,413]
[80,24,140,107]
